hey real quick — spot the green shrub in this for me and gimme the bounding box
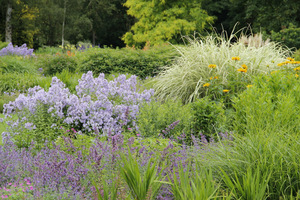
[191,97,227,137]
[153,33,291,104]
[270,23,300,49]
[233,71,300,135]
[136,99,193,139]
[38,54,78,76]
[79,46,178,79]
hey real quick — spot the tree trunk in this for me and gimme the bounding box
[5,1,12,43]
[61,0,67,48]
[92,30,96,46]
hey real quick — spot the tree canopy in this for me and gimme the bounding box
[0,0,299,48]
[122,0,214,47]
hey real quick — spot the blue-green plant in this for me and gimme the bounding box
[169,163,221,200]
[120,149,164,200]
[220,167,271,200]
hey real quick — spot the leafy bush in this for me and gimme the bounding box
[2,72,154,147]
[153,33,290,104]
[191,97,227,137]
[38,53,78,76]
[79,46,178,79]
[233,70,300,135]
[0,43,34,57]
[136,99,193,139]
[270,23,300,49]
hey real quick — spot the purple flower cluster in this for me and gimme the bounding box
[0,43,34,57]
[2,71,154,141]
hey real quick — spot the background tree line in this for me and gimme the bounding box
[0,0,299,49]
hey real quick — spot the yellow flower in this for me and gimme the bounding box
[241,64,248,70]
[223,89,230,93]
[287,57,295,61]
[237,68,247,72]
[209,77,213,80]
[214,76,218,79]
[294,67,300,71]
[203,83,210,87]
[232,56,241,61]
[208,64,217,69]
[247,85,253,88]
[296,74,299,78]
[271,71,278,74]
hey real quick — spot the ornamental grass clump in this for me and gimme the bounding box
[154,32,290,103]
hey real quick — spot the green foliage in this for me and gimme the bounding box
[270,24,300,49]
[191,97,226,137]
[153,32,290,104]
[120,149,164,200]
[54,134,95,155]
[201,130,300,199]
[8,103,66,149]
[123,0,214,47]
[54,70,83,93]
[38,54,78,76]
[79,46,177,78]
[0,73,51,94]
[170,164,220,200]
[0,41,8,50]
[0,56,36,74]
[137,99,193,138]
[293,49,300,61]
[91,177,119,200]
[233,71,300,135]
[34,46,63,55]
[226,0,300,34]
[0,92,19,113]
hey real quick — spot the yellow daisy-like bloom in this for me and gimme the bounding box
[209,77,213,80]
[290,61,300,64]
[223,89,230,93]
[287,57,295,61]
[214,76,218,79]
[208,64,217,68]
[203,83,210,87]
[232,56,241,61]
[278,61,292,66]
[296,74,299,78]
[294,67,300,71]
[237,68,247,72]
[247,85,253,88]
[241,64,248,70]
